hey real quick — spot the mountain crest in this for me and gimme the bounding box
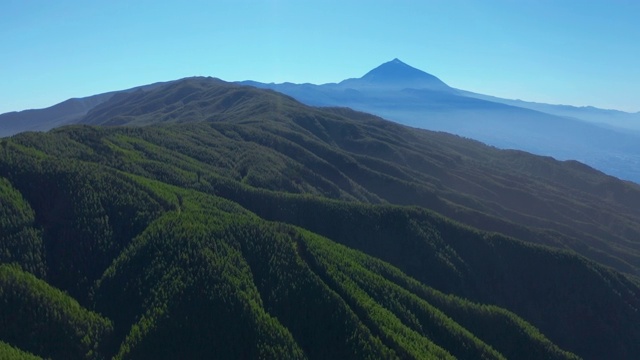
[362,58,426,80]
[340,58,451,91]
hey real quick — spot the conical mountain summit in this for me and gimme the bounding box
[339,58,452,91]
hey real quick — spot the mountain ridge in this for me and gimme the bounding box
[1,78,640,358]
[4,58,638,135]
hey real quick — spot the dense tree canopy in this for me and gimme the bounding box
[1,79,639,359]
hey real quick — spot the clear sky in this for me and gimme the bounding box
[1,0,639,114]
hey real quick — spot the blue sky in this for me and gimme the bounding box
[1,0,639,114]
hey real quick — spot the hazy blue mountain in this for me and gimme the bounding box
[459,90,640,132]
[337,58,454,92]
[240,59,640,183]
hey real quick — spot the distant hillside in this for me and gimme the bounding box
[0,81,171,138]
[1,78,639,359]
[241,59,640,183]
[459,89,640,131]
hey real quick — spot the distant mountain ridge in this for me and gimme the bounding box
[238,59,640,183]
[2,59,640,182]
[459,89,640,131]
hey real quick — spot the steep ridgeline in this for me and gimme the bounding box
[0,78,639,359]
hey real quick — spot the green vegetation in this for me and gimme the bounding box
[0,178,45,277]
[0,78,639,359]
[0,264,112,359]
[0,341,41,360]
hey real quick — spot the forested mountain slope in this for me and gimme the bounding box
[1,78,639,359]
[75,77,640,277]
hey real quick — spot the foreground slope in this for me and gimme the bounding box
[1,78,639,359]
[0,153,583,359]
